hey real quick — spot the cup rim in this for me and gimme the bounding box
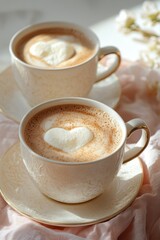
[9,21,100,71]
[19,97,127,166]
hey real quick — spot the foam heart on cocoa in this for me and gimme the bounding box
[44,127,93,153]
[29,40,75,66]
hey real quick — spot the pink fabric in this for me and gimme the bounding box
[0,61,160,240]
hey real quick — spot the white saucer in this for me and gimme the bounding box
[0,142,143,227]
[0,66,121,123]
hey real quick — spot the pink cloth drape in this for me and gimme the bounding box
[0,61,160,240]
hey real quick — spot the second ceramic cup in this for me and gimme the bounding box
[9,21,121,107]
[19,97,150,204]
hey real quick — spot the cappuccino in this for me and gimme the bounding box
[15,28,95,68]
[24,104,122,162]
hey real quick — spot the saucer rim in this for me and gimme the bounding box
[0,142,143,227]
[0,66,121,124]
[0,187,141,227]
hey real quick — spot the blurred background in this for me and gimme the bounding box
[0,0,144,70]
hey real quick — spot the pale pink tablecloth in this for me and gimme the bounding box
[0,61,160,240]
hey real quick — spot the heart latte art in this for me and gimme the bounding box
[44,127,93,153]
[24,104,122,162]
[16,29,95,68]
[29,40,75,66]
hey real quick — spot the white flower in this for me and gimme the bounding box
[116,10,135,30]
[141,1,160,21]
[141,50,160,69]
[148,37,160,53]
[141,37,160,69]
[116,2,160,102]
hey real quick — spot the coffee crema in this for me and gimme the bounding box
[15,28,95,68]
[24,104,123,163]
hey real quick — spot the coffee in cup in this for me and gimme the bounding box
[15,28,95,69]
[19,97,150,204]
[24,104,122,163]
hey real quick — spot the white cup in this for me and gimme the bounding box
[19,97,150,204]
[9,21,121,107]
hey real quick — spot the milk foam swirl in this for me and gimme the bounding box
[29,40,75,66]
[44,127,93,153]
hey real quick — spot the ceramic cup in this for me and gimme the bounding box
[9,21,121,107]
[19,97,150,204]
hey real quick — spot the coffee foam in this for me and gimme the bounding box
[16,29,95,68]
[44,127,93,153]
[24,104,122,162]
[29,40,75,66]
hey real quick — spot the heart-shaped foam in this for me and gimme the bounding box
[29,40,75,66]
[44,127,93,153]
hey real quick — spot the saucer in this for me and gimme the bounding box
[0,142,143,227]
[0,66,121,123]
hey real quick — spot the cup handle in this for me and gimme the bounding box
[96,46,121,83]
[123,119,150,163]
